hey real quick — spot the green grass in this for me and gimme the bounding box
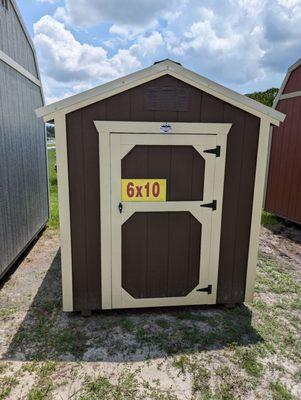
[0,376,18,400]
[47,149,59,229]
[261,211,278,226]
[79,373,139,400]
[270,382,294,400]
[13,310,87,359]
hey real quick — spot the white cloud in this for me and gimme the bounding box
[61,0,183,28]
[162,0,301,87]
[34,0,301,101]
[33,15,163,103]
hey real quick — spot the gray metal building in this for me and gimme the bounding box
[0,0,48,278]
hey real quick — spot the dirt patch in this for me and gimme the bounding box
[260,223,301,281]
[0,224,300,399]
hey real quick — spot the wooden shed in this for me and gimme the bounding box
[36,60,285,313]
[265,59,301,224]
[0,0,48,279]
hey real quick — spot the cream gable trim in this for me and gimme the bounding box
[273,58,301,108]
[0,50,41,87]
[36,60,285,125]
[279,91,301,101]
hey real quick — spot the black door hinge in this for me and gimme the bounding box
[196,284,212,294]
[204,145,221,157]
[118,202,123,213]
[201,200,217,211]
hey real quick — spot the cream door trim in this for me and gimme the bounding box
[208,132,228,304]
[96,122,231,309]
[245,118,271,302]
[54,112,73,311]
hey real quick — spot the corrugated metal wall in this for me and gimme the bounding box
[0,1,48,278]
[0,1,38,77]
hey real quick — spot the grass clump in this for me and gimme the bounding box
[270,382,294,400]
[235,347,263,378]
[261,211,278,227]
[0,376,18,400]
[79,372,139,400]
[47,149,59,229]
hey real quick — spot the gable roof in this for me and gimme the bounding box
[36,59,285,125]
[273,58,301,109]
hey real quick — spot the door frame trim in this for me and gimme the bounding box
[95,121,231,309]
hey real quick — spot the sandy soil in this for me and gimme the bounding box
[0,223,300,399]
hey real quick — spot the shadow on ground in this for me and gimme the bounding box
[266,220,301,245]
[4,249,262,363]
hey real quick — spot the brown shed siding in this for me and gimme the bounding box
[283,65,301,93]
[66,75,260,311]
[265,96,301,224]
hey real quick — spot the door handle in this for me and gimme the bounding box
[118,202,123,213]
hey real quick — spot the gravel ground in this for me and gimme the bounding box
[0,222,300,399]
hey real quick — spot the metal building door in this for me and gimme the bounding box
[110,133,224,309]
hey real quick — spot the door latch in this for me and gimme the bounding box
[196,284,212,294]
[118,202,123,213]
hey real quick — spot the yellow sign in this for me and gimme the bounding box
[121,179,166,202]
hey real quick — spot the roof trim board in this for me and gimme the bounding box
[279,90,301,101]
[273,58,301,109]
[36,60,285,125]
[0,49,41,86]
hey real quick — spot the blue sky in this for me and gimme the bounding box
[17,0,301,104]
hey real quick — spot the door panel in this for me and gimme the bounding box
[122,145,205,201]
[111,133,218,308]
[122,212,202,299]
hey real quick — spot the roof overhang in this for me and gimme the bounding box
[273,58,301,109]
[36,60,285,126]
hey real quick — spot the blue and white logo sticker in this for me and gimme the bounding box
[160,123,172,133]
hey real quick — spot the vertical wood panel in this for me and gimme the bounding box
[81,102,105,309]
[167,213,191,296]
[122,213,148,298]
[232,114,259,301]
[147,213,169,297]
[66,110,88,311]
[266,96,301,224]
[216,103,245,303]
[283,65,301,93]
[122,212,201,299]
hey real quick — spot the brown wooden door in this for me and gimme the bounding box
[110,133,223,309]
